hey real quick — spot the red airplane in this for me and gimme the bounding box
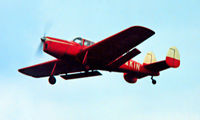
[18,26,180,85]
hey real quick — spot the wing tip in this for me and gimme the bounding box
[130,25,155,35]
[18,68,28,76]
[18,68,24,73]
[18,68,39,78]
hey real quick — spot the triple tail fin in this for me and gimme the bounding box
[143,52,157,64]
[166,46,180,68]
[143,46,180,72]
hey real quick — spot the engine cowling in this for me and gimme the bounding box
[123,73,138,83]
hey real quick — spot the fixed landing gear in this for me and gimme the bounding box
[48,62,57,85]
[49,75,56,85]
[151,76,156,85]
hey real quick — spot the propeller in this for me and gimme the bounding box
[36,22,52,56]
[36,34,46,56]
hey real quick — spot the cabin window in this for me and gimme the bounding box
[84,40,94,46]
[73,37,83,46]
[73,37,94,46]
[84,40,91,46]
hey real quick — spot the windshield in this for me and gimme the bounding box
[73,37,94,46]
[84,39,94,46]
[84,40,92,46]
[73,37,83,45]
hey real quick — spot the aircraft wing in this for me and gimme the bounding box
[83,26,155,67]
[18,59,84,78]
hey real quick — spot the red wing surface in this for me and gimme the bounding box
[84,26,155,67]
[18,59,84,78]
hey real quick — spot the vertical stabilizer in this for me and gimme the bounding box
[143,52,156,64]
[166,46,180,68]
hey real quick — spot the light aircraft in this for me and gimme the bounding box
[18,26,180,85]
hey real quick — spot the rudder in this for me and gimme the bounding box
[143,52,156,64]
[166,46,180,68]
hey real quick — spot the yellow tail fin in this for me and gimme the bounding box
[166,46,180,68]
[143,52,156,64]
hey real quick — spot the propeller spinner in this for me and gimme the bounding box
[41,35,46,42]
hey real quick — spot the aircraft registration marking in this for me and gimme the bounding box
[127,61,140,71]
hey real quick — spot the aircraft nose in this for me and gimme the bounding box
[41,36,46,42]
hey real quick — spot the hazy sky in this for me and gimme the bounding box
[0,0,200,120]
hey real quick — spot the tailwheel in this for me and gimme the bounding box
[49,75,56,85]
[151,76,156,85]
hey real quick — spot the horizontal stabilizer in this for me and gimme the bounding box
[60,71,102,80]
[108,48,141,68]
[144,60,169,72]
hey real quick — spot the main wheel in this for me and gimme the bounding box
[49,76,56,85]
[152,79,156,85]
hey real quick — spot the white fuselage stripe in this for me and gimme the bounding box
[46,39,74,45]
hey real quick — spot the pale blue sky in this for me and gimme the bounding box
[0,0,200,120]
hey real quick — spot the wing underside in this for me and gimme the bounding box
[83,26,155,67]
[18,59,84,78]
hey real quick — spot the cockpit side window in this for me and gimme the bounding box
[84,40,94,46]
[84,40,90,46]
[73,37,83,46]
[73,37,94,46]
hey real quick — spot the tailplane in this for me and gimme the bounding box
[143,46,180,72]
[139,46,180,85]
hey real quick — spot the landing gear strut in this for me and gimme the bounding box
[48,62,57,85]
[151,76,156,85]
[49,75,56,85]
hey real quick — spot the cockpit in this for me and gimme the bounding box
[73,37,94,46]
